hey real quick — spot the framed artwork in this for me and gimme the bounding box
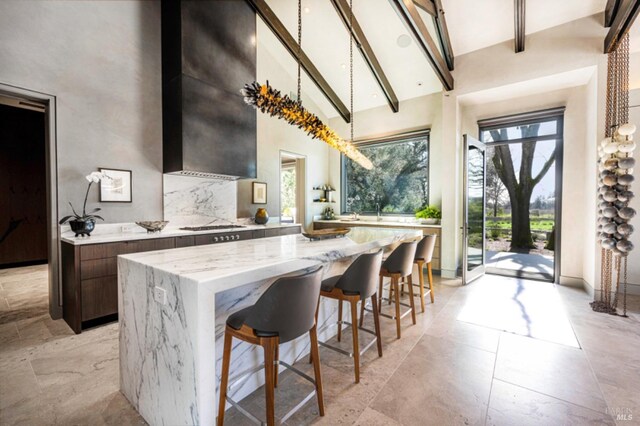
[99,168,132,203]
[252,181,267,204]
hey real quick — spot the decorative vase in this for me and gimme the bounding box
[255,208,269,225]
[70,219,95,237]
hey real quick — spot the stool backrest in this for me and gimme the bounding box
[246,266,323,343]
[337,250,383,299]
[382,241,418,276]
[415,234,437,262]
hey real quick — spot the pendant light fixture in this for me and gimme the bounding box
[242,0,373,170]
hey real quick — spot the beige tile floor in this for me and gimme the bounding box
[1,264,639,426]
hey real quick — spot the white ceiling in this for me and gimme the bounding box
[441,0,607,55]
[259,0,639,119]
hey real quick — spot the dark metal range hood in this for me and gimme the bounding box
[161,0,257,180]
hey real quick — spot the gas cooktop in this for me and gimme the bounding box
[179,225,246,231]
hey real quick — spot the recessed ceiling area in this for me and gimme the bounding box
[441,0,607,55]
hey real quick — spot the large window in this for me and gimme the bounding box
[341,131,429,215]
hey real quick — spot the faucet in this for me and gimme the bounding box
[376,202,382,221]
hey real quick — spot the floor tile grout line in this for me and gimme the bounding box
[491,377,614,418]
[484,332,502,426]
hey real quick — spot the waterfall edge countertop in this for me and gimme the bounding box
[118,227,422,426]
[60,223,300,245]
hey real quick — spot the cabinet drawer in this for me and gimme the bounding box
[265,228,281,237]
[176,236,195,248]
[125,238,175,254]
[252,229,266,239]
[279,226,300,236]
[80,242,127,260]
[80,258,117,280]
[81,276,118,321]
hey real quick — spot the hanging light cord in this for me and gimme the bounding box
[349,0,354,143]
[297,0,302,103]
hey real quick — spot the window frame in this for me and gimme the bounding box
[340,129,430,216]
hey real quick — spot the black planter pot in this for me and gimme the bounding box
[70,219,95,237]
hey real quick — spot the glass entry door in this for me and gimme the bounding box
[463,135,486,284]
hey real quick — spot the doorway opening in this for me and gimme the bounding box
[0,84,60,321]
[479,109,564,282]
[279,151,306,225]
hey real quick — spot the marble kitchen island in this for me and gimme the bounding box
[118,227,421,426]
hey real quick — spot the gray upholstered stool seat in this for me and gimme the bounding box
[226,307,278,337]
[218,267,325,426]
[321,276,359,295]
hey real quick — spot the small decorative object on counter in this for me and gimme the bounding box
[415,205,442,225]
[59,171,110,237]
[302,228,350,241]
[322,207,336,220]
[136,221,169,233]
[255,208,269,225]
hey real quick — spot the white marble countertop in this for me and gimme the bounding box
[315,219,441,229]
[119,227,422,293]
[61,223,300,245]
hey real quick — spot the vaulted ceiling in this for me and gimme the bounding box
[258,0,638,119]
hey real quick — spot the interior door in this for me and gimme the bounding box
[463,135,486,284]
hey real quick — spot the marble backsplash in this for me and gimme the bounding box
[163,175,237,227]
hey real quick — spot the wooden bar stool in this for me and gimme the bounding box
[217,267,324,426]
[401,234,437,312]
[377,241,418,339]
[315,250,383,383]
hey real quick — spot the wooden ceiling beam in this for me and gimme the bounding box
[331,0,399,112]
[412,0,436,16]
[391,0,454,90]
[514,0,525,53]
[246,0,351,122]
[604,0,640,52]
[605,0,621,27]
[432,0,454,70]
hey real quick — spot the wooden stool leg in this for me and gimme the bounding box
[388,278,394,306]
[371,295,383,357]
[217,331,233,426]
[309,325,325,416]
[378,275,383,312]
[393,277,401,339]
[401,276,405,296]
[309,303,320,364]
[350,300,360,383]
[274,343,279,388]
[407,274,417,325]
[417,261,426,312]
[262,338,277,426]
[427,262,435,303]
[337,300,343,342]
[359,299,365,328]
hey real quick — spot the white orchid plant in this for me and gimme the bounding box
[59,171,110,225]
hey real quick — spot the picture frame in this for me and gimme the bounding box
[99,168,132,203]
[252,181,267,204]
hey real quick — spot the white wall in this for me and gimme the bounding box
[625,89,640,294]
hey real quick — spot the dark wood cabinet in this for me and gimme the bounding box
[62,226,300,333]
